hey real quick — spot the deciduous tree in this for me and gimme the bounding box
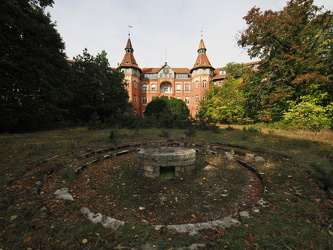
[238,0,333,123]
[0,0,69,132]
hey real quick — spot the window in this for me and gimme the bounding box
[125,80,129,88]
[151,84,156,91]
[133,81,137,88]
[185,84,190,91]
[176,84,181,91]
[203,80,207,88]
[134,95,137,102]
[142,97,147,104]
[203,69,206,74]
[185,97,190,104]
[196,95,199,102]
[195,81,199,88]
[125,68,130,74]
[142,84,147,91]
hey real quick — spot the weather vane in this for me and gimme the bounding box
[128,25,133,38]
[201,28,203,39]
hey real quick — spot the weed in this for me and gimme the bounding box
[109,129,120,144]
[225,125,234,131]
[247,126,262,133]
[184,126,196,137]
[59,167,78,182]
[158,129,170,138]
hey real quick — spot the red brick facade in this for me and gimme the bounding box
[119,37,259,117]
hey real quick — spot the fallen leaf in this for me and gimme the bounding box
[82,239,88,244]
[10,215,17,221]
[23,236,31,243]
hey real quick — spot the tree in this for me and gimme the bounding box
[238,0,333,123]
[0,0,69,132]
[68,49,130,124]
[144,96,190,128]
[198,77,247,124]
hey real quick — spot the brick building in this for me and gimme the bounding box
[118,37,259,117]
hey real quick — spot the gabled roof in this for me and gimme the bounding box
[142,67,190,74]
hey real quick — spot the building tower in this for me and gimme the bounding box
[119,37,142,115]
[190,39,215,115]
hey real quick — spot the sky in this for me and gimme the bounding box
[46,0,333,69]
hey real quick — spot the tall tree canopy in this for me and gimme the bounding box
[198,63,248,124]
[144,96,190,128]
[238,0,333,123]
[68,49,130,124]
[0,0,69,132]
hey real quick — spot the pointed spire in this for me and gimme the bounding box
[191,39,214,72]
[125,38,133,51]
[198,39,206,51]
[119,37,141,72]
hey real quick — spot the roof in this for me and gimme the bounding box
[191,39,214,72]
[142,67,190,74]
[119,38,141,71]
[197,39,207,51]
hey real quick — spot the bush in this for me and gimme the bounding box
[158,129,170,138]
[246,126,262,133]
[109,129,121,144]
[184,126,196,137]
[282,99,332,131]
[225,125,234,131]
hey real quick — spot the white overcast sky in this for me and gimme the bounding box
[46,0,333,69]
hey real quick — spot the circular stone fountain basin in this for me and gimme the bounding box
[138,147,196,177]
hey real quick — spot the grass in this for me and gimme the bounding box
[0,126,332,249]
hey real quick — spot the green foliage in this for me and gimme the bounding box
[0,0,70,132]
[282,97,332,131]
[158,129,170,138]
[225,62,248,77]
[184,126,197,137]
[109,129,120,144]
[88,112,103,130]
[198,77,248,124]
[237,0,333,126]
[68,49,130,125]
[246,126,262,133]
[144,96,191,128]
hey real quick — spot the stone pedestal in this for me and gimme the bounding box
[138,147,196,177]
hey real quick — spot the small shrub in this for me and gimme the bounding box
[247,126,262,133]
[225,125,234,131]
[185,126,196,137]
[88,112,103,130]
[59,168,77,182]
[210,124,220,133]
[158,129,170,138]
[109,129,120,144]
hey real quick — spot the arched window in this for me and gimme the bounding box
[203,80,207,88]
[133,81,137,88]
[185,84,190,91]
[151,84,156,91]
[196,95,199,102]
[185,97,190,104]
[142,97,147,104]
[176,84,181,91]
[195,81,199,88]
[160,82,172,93]
[142,84,147,91]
